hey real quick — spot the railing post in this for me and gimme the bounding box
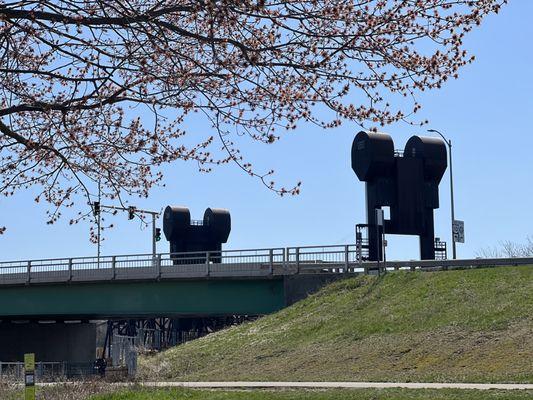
[295,247,300,274]
[206,252,210,277]
[26,261,31,284]
[269,249,274,275]
[68,258,73,282]
[112,256,116,280]
[157,254,162,280]
[344,245,349,273]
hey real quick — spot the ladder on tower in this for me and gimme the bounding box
[355,224,371,264]
[434,238,448,260]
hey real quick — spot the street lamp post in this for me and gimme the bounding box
[427,129,457,259]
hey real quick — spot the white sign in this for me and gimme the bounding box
[453,220,465,243]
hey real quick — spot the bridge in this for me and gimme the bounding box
[1,244,532,319]
[1,244,531,367]
[0,245,339,320]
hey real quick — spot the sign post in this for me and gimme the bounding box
[24,353,35,400]
[375,209,384,272]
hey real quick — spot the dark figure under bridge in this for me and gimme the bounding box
[351,131,447,261]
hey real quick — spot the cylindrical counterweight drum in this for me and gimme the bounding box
[203,208,231,242]
[404,136,447,183]
[351,131,395,181]
[163,206,191,241]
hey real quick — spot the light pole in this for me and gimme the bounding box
[427,129,456,259]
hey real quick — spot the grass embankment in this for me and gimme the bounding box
[139,266,533,383]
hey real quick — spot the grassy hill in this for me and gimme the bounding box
[139,266,533,383]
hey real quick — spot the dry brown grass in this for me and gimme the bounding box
[0,381,118,400]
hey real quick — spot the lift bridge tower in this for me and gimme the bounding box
[351,131,448,261]
[163,206,231,263]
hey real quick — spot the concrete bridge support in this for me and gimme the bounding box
[0,322,96,363]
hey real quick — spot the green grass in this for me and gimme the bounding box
[139,266,533,383]
[89,388,533,400]
[2,386,533,400]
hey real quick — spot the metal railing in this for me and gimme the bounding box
[0,361,96,381]
[0,245,531,286]
[0,247,286,285]
[394,149,404,157]
[287,244,358,273]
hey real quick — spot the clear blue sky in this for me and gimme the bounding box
[1,2,532,261]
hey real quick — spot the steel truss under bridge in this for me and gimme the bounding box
[103,316,255,357]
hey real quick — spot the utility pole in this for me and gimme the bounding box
[151,212,156,258]
[428,129,456,259]
[97,179,101,267]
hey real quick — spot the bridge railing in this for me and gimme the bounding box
[0,247,288,284]
[0,245,532,285]
[0,361,96,381]
[286,244,359,273]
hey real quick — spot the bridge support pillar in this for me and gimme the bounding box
[0,322,96,364]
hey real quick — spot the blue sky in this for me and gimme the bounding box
[1,2,532,261]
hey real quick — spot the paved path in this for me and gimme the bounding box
[132,381,532,390]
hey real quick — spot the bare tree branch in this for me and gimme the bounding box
[0,0,507,233]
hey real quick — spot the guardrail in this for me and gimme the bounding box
[0,245,531,286]
[0,247,287,285]
[287,244,359,273]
